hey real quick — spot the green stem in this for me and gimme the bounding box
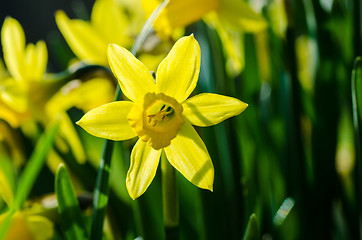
[354,0,361,56]
[131,0,169,56]
[161,152,179,239]
[90,140,114,240]
[352,57,362,238]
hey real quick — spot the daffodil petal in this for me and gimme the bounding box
[77,101,136,141]
[107,44,156,101]
[60,113,86,164]
[0,212,33,240]
[156,35,200,102]
[24,41,47,81]
[26,215,54,240]
[204,12,244,77]
[91,0,132,47]
[33,41,48,80]
[0,78,28,113]
[164,122,214,191]
[183,93,248,127]
[218,0,268,33]
[0,59,7,78]
[0,167,13,206]
[143,0,218,37]
[126,139,161,199]
[1,17,25,80]
[55,10,108,65]
[0,100,28,127]
[46,78,114,116]
[0,121,25,165]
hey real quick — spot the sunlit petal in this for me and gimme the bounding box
[0,167,13,206]
[33,41,48,80]
[26,215,54,240]
[0,212,33,240]
[91,0,132,47]
[0,78,28,113]
[156,34,200,102]
[218,0,268,33]
[142,0,218,36]
[46,78,114,115]
[1,17,25,80]
[23,41,47,81]
[55,10,108,64]
[183,93,248,127]
[0,101,28,127]
[164,122,214,191]
[107,44,156,101]
[59,113,86,164]
[77,101,136,141]
[126,140,161,199]
[204,12,244,77]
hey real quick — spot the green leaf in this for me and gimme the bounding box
[352,56,362,227]
[55,164,88,240]
[0,120,59,239]
[13,119,60,210]
[242,213,259,240]
[90,140,114,240]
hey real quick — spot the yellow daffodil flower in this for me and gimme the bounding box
[1,17,116,165]
[56,0,166,72]
[56,0,134,65]
[0,17,48,124]
[0,212,54,240]
[0,17,83,164]
[0,166,54,240]
[143,0,267,36]
[77,35,248,199]
[143,0,268,76]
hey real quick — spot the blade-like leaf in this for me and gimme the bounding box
[13,119,60,209]
[242,213,259,240]
[55,164,88,240]
[0,120,59,239]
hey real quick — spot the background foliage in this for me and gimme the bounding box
[0,0,361,239]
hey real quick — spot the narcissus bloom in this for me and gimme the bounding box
[56,0,135,65]
[0,167,54,240]
[143,0,268,76]
[0,211,54,240]
[143,0,267,36]
[0,17,114,164]
[77,35,248,199]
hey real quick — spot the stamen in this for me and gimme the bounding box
[147,105,174,127]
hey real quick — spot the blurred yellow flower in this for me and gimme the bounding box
[0,17,48,125]
[143,0,267,36]
[0,166,54,240]
[0,212,54,240]
[77,35,248,199]
[56,0,134,65]
[143,0,268,76]
[0,17,115,164]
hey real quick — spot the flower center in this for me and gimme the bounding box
[147,103,175,126]
[128,92,184,150]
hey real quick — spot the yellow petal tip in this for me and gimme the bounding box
[55,10,66,20]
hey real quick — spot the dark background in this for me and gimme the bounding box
[0,0,95,71]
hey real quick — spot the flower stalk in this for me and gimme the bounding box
[161,152,179,239]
